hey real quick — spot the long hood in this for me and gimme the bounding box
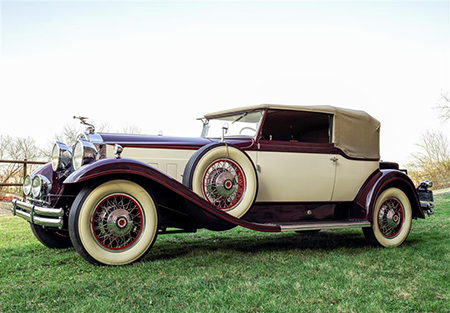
[98,133,255,150]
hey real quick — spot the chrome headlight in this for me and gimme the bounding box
[51,142,73,171]
[72,139,99,170]
[23,175,33,196]
[31,174,51,198]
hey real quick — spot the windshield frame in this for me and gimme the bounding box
[201,109,266,139]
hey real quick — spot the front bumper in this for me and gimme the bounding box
[11,199,64,229]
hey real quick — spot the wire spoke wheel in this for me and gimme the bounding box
[202,158,246,210]
[91,193,144,251]
[363,187,412,248]
[70,180,158,265]
[377,197,404,238]
[183,143,258,220]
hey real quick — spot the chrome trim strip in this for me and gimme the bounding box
[280,221,371,232]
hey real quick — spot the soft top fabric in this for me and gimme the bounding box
[205,104,380,160]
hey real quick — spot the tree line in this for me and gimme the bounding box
[0,121,142,194]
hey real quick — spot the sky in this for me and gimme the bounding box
[0,1,449,166]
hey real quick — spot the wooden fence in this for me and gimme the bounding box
[0,159,47,188]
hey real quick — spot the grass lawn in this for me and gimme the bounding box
[1,194,449,313]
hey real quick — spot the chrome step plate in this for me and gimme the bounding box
[279,221,371,232]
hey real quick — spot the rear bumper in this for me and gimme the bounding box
[11,199,64,229]
[421,201,434,216]
[417,180,434,216]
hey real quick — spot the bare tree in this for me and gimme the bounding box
[42,119,111,158]
[0,135,45,193]
[407,130,450,189]
[42,117,143,157]
[436,92,450,121]
[121,124,142,134]
[93,119,111,133]
[54,123,82,146]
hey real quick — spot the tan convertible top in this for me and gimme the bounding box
[205,104,380,160]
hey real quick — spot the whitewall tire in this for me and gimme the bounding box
[69,179,158,265]
[363,187,412,247]
[183,143,258,218]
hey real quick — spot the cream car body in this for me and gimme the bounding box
[11,104,434,265]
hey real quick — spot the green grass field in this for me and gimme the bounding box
[1,195,449,313]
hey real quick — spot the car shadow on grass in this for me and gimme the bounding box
[143,230,386,262]
[2,228,427,264]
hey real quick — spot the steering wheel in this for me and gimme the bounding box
[239,127,257,135]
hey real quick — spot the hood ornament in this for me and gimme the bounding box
[73,116,95,134]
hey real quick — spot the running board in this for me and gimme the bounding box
[278,220,371,232]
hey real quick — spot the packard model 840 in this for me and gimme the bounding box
[11,105,434,265]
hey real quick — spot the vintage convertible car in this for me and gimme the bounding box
[11,105,434,265]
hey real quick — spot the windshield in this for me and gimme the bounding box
[202,111,264,138]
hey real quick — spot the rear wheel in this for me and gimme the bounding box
[363,187,412,247]
[30,224,72,249]
[69,179,158,265]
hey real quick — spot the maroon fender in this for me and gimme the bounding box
[28,163,66,207]
[354,169,424,222]
[63,158,280,232]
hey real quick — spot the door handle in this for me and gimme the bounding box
[330,157,338,162]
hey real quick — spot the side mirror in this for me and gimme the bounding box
[221,122,229,142]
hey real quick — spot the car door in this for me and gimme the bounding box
[253,109,338,202]
[331,156,379,202]
[255,140,337,202]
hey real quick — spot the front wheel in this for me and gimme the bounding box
[363,187,412,247]
[69,180,158,265]
[30,224,72,249]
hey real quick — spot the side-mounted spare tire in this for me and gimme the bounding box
[183,142,258,219]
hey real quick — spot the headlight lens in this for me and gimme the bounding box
[31,174,52,199]
[23,175,32,196]
[51,142,73,171]
[32,175,42,198]
[72,140,99,170]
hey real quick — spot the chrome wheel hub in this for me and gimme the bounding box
[386,210,400,228]
[106,209,133,236]
[214,171,236,198]
[91,193,144,250]
[378,197,404,238]
[202,159,246,210]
